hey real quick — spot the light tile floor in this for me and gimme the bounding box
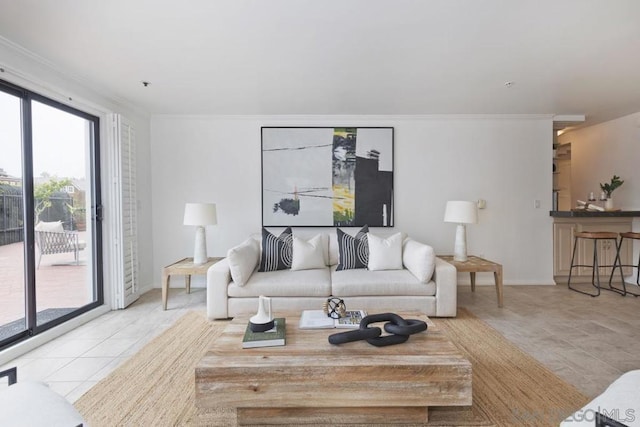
[458,282,640,398]
[0,287,208,403]
[2,283,640,404]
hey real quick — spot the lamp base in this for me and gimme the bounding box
[453,224,468,262]
[193,226,208,265]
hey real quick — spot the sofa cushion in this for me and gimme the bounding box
[227,238,260,286]
[0,381,85,426]
[402,238,436,283]
[258,227,293,272]
[368,232,403,271]
[257,231,330,266]
[560,369,640,426]
[34,221,64,232]
[229,268,332,298]
[332,267,436,297]
[336,225,369,271]
[291,234,326,271]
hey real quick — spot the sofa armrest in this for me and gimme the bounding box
[0,381,86,426]
[433,257,457,317]
[207,258,232,319]
[560,369,640,426]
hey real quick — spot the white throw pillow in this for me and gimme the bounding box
[367,232,403,271]
[227,238,260,286]
[402,239,436,283]
[291,234,326,271]
[34,221,64,233]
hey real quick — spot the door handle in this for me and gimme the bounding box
[93,205,104,222]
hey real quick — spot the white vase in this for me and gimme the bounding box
[605,198,614,210]
[251,295,272,324]
[249,295,274,332]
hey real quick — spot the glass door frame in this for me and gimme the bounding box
[0,78,104,349]
[0,81,29,348]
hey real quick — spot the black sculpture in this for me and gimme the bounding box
[328,312,427,347]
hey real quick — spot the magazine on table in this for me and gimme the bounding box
[299,310,366,329]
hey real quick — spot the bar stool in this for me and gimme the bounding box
[567,231,624,297]
[609,232,640,297]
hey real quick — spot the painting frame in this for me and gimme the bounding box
[261,127,394,227]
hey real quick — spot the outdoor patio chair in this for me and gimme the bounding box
[34,221,86,269]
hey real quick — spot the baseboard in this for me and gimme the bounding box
[504,281,556,286]
[457,276,556,286]
[138,282,154,294]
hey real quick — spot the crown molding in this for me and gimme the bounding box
[152,113,555,121]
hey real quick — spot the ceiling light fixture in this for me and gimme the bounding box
[504,81,515,88]
[141,81,151,87]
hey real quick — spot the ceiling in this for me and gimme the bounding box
[0,0,639,125]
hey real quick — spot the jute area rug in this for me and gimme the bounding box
[75,308,588,426]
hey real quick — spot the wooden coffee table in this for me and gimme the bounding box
[195,313,472,425]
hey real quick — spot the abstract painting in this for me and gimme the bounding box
[262,127,393,227]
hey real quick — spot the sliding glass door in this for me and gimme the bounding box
[0,79,103,349]
[0,88,27,344]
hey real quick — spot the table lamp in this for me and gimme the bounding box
[184,203,217,264]
[444,201,478,262]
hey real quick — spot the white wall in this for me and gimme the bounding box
[151,115,555,286]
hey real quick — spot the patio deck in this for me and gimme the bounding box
[0,234,91,328]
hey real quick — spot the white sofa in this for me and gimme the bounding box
[207,229,457,319]
[560,370,640,427]
[0,368,85,427]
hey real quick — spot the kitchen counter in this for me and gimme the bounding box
[551,213,636,281]
[550,210,640,218]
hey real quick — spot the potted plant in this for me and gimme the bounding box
[600,175,624,210]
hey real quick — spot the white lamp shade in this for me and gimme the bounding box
[444,201,478,224]
[183,203,217,226]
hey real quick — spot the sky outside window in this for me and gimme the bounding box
[0,91,21,177]
[0,96,87,179]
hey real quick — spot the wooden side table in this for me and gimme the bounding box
[439,255,504,307]
[162,257,223,310]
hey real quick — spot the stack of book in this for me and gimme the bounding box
[242,318,286,349]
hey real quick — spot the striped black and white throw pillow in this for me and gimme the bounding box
[336,225,369,271]
[258,227,293,272]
